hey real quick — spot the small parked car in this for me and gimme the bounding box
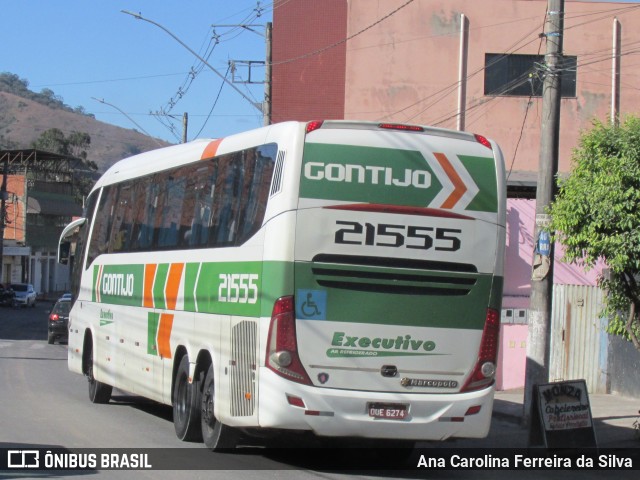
[10,283,37,308]
[48,298,71,344]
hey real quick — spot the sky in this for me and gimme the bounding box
[3,1,638,146]
[1,0,272,144]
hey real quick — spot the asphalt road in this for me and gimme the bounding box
[0,302,421,480]
[0,302,637,480]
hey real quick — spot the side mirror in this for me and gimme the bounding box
[58,218,86,265]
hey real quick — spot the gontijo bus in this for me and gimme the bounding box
[58,120,506,449]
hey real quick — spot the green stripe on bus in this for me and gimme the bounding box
[294,261,499,329]
[184,261,264,316]
[93,264,144,307]
[260,261,294,317]
[459,155,498,213]
[153,263,170,310]
[147,312,159,356]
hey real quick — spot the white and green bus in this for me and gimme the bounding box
[59,120,506,449]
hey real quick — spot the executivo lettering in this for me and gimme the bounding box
[304,162,432,189]
[327,331,439,358]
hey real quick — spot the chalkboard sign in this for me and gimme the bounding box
[530,379,597,448]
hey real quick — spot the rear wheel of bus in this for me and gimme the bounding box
[201,364,240,450]
[173,356,202,442]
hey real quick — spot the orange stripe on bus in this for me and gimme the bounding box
[434,152,467,209]
[165,263,184,311]
[144,264,157,309]
[201,138,222,160]
[157,313,174,359]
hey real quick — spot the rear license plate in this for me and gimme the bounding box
[368,403,408,420]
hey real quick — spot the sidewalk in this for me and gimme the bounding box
[491,388,640,448]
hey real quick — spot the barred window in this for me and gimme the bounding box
[484,53,577,97]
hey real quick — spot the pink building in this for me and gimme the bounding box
[272,0,636,304]
[271,1,640,391]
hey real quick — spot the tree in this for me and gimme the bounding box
[30,128,97,201]
[31,128,91,160]
[549,116,640,351]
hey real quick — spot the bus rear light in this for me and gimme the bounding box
[286,394,306,408]
[266,296,312,386]
[461,308,500,393]
[306,121,324,134]
[474,134,493,150]
[465,405,482,416]
[378,123,424,132]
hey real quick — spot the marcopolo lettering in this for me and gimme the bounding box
[102,273,135,297]
[304,162,431,189]
[331,331,436,352]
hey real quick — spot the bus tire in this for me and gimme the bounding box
[201,364,239,450]
[85,337,112,404]
[173,356,202,442]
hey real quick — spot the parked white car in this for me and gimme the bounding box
[11,283,37,308]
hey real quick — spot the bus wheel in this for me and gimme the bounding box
[201,364,239,450]
[85,338,112,404]
[173,356,202,442]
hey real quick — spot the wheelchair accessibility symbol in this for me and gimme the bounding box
[296,290,327,320]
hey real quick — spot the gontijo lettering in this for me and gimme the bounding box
[304,162,432,189]
[101,273,134,297]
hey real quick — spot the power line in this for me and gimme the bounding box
[194,65,231,139]
[268,0,416,67]
[30,72,189,89]
[391,4,640,136]
[381,20,545,122]
[91,97,165,147]
[122,10,264,114]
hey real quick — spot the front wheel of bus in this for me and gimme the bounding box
[85,337,112,404]
[173,356,203,442]
[201,364,239,450]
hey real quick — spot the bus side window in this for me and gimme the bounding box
[109,184,134,253]
[210,155,239,247]
[87,186,118,266]
[236,144,276,243]
[128,177,152,252]
[155,172,186,249]
[73,191,98,282]
[179,162,214,248]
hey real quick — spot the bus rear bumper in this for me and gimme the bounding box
[257,369,494,441]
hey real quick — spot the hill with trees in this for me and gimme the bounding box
[0,73,170,172]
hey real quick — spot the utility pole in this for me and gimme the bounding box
[0,156,8,283]
[211,21,272,125]
[264,22,272,126]
[611,18,621,126]
[457,14,469,132]
[524,0,564,427]
[182,112,188,143]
